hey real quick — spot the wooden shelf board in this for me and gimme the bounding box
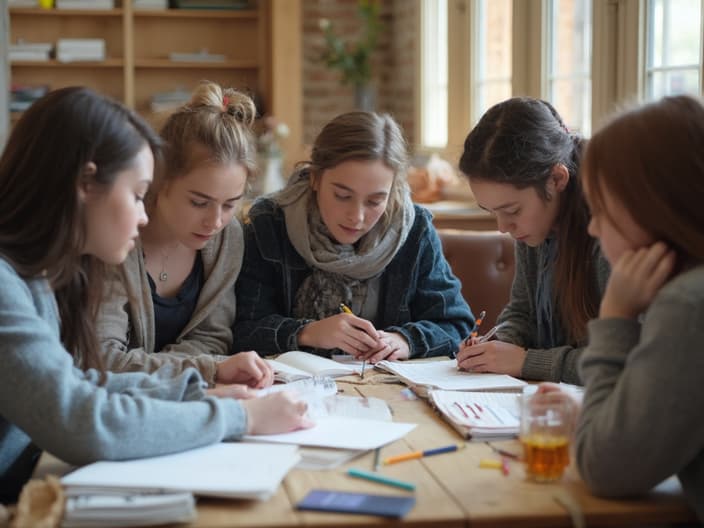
[11,59,124,68]
[134,59,258,69]
[9,8,123,16]
[133,8,257,19]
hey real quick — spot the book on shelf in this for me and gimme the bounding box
[56,0,114,9]
[374,359,526,396]
[428,389,520,440]
[134,0,168,8]
[56,39,106,63]
[61,443,300,500]
[170,0,252,9]
[9,42,52,62]
[267,351,362,382]
[8,0,39,6]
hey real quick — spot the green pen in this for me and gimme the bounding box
[346,467,416,491]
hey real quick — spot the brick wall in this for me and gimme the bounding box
[302,0,417,150]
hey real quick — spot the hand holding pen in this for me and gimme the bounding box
[339,303,367,379]
[296,304,380,357]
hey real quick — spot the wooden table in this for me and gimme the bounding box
[33,379,696,528]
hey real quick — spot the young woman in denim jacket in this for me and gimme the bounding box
[456,98,609,384]
[233,112,474,361]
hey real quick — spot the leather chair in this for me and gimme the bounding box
[437,229,516,330]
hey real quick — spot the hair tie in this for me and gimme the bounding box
[222,95,230,110]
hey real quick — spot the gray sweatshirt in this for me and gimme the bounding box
[496,241,610,384]
[96,220,244,385]
[576,264,704,522]
[0,258,247,502]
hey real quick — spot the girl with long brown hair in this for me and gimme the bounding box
[456,97,609,384]
[0,87,310,504]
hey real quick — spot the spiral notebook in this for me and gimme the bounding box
[428,389,520,439]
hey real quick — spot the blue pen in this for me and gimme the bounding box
[346,468,416,491]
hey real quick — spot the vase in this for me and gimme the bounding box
[261,155,285,195]
[354,83,376,112]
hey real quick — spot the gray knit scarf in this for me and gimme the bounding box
[270,170,415,321]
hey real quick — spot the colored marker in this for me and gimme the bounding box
[346,468,415,491]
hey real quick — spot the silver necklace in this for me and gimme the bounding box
[158,247,171,282]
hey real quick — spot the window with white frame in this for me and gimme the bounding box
[645,0,702,100]
[546,0,592,135]
[473,0,512,124]
[420,0,448,148]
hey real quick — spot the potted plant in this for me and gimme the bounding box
[319,0,381,111]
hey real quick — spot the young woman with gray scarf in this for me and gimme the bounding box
[233,111,474,362]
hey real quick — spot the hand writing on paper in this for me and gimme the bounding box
[215,351,274,388]
[242,391,315,434]
[298,313,380,357]
[359,331,410,363]
[456,340,526,377]
[599,242,675,320]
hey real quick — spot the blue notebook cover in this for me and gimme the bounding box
[296,489,416,518]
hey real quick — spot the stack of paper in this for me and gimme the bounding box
[61,443,300,500]
[56,38,106,62]
[63,492,196,528]
[428,389,520,439]
[8,0,39,6]
[374,359,526,396]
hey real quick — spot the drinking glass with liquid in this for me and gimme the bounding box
[519,385,571,482]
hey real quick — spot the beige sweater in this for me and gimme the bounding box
[96,220,244,385]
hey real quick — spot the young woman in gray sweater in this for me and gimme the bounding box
[0,87,311,504]
[96,82,271,391]
[567,95,704,521]
[456,97,609,384]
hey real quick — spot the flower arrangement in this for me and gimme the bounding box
[319,0,381,86]
[257,116,290,159]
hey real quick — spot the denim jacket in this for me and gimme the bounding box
[233,199,474,358]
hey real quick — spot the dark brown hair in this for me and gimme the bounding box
[0,87,161,371]
[583,95,704,266]
[149,81,256,210]
[459,97,598,343]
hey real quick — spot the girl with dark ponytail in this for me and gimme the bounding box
[456,97,609,384]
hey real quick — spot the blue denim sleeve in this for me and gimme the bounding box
[386,220,475,359]
[232,216,309,356]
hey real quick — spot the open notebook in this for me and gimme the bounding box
[61,443,300,500]
[428,389,520,439]
[374,359,526,396]
[268,351,362,382]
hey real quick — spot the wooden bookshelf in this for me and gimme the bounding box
[7,0,302,154]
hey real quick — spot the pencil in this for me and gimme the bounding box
[464,310,486,346]
[339,303,366,379]
[346,468,416,491]
[383,443,465,465]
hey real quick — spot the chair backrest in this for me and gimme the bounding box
[437,229,516,330]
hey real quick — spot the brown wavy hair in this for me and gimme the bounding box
[583,95,704,267]
[0,87,161,371]
[459,97,598,343]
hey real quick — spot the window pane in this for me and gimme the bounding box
[473,0,512,123]
[546,0,592,136]
[646,0,701,99]
[421,0,448,148]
